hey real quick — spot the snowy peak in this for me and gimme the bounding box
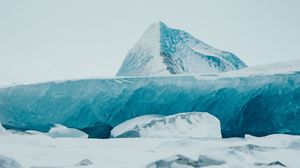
[117,21,247,76]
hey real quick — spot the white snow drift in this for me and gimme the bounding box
[26,124,88,139]
[0,133,300,168]
[112,112,222,139]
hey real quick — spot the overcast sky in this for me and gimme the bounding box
[1,0,300,84]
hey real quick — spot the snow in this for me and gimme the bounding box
[113,112,222,139]
[117,22,169,76]
[0,133,299,167]
[0,78,15,89]
[111,114,164,138]
[221,59,300,77]
[47,124,88,138]
[194,59,300,80]
[0,123,7,134]
[24,124,89,138]
[0,155,22,168]
[6,59,299,88]
[117,21,247,76]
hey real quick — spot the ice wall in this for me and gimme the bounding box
[0,72,299,137]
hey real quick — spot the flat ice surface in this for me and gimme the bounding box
[112,112,222,139]
[0,133,300,168]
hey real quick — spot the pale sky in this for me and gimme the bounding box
[0,0,300,84]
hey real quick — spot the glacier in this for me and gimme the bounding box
[111,112,222,139]
[0,61,299,137]
[117,22,247,76]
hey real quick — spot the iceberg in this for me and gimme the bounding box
[0,61,299,137]
[112,112,222,138]
[117,22,247,76]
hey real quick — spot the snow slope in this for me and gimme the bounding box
[117,22,247,76]
[0,133,300,167]
[113,112,222,139]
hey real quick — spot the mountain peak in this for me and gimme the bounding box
[117,22,247,76]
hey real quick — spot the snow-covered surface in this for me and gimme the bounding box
[111,114,164,138]
[3,59,298,88]
[117,22,169,76]
[25,124,88,138]
[194,59,300,80]
[0,78,16,89]
[0,133,300,167]
[47,124,88,138]
[221,59,300,76]
[113,112,222,139]
[117,22,247,76]
[0,155,22,168]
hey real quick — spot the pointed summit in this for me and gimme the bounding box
[152,21,166,26]
[117,22,247,76]
[147,21,167,29]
